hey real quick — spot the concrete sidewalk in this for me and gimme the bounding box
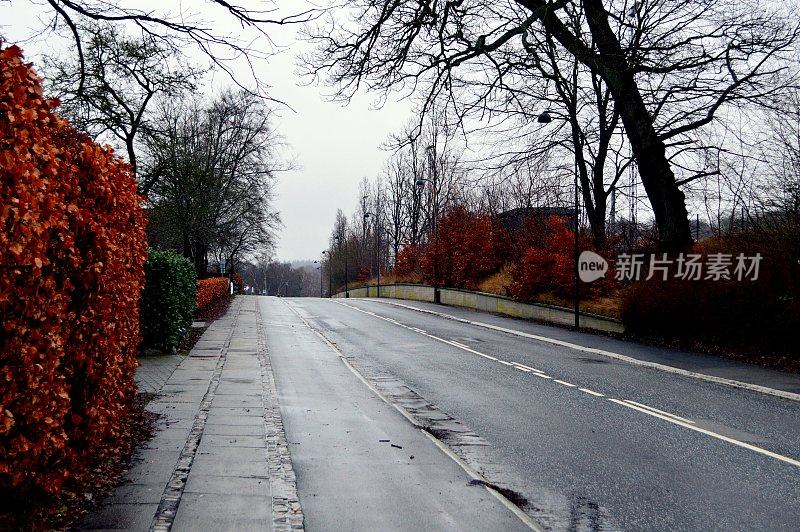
[81,297,301,531]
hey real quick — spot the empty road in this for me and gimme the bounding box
[261,296,800,531]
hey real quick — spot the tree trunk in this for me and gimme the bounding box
[522,0,694,252]
[580,0,692,253]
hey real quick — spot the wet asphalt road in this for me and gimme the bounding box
[271,297,800,531]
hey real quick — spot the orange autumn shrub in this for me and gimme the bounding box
[509,216,617,301]
[196,277,230,310]
[232,272,244,294]
[420,206,504,290]
[0,45,147,497]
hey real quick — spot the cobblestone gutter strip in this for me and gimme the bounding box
[149,301,242,532]
[256,302,304,530]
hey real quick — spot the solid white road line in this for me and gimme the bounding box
[608,398,800,468]
[623,400,695,424]
[369,299,800,403]
[336,299,800,470]
[284,300,541,531]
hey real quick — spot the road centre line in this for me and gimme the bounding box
[607,399,800,468]
[553,380,577,387]
[336,300,800,469]
[624,399,695,424]
[371,299,800,403]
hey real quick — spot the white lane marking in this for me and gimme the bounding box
[608,398,800,468]
[623,400,695,424]
[286,300,541,531]
[511,362,543,373]
[513,366,532,373]
[338,302,521,369]
[338,300,800,469]
[553,380,577,387]
[421,432,544,531]
[371,299,800,403]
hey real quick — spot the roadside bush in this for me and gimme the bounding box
[420,206,504,290]
[196,277,230,311]
[0,45,147,498]
[232,272,244,294]
[622,234,799,353]
[509,216,617,301]
[140,250,197,352]
[395,244,422,277]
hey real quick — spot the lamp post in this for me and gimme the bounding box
[364,212,381,298]
[335,234,348,298]
[322,250,331,297]
[416,175,440,304]
[538,110,580,329]
[314,260,323,298]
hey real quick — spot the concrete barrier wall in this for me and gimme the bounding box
[333,284,624,333]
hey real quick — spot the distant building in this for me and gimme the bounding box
[495,207,577,233]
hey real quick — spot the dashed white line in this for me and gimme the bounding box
[553,379,577,387]
[608,398,800,468]
[335,300,800,470]
[371,299,800,403]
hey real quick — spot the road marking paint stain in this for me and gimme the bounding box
[623,400,695,424]
[553,380,577,387]
[608,398,800,468]
[579,388,605,397]
[514,366,532,373]
[532,373,552,379]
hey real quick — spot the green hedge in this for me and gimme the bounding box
[140,249,197,352]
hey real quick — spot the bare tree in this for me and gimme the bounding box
[44,20,200,188]
[9,0,317,97]
[145,90,284,276]
[305,0,798,252]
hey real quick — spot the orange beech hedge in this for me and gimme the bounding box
[0,45,147,496]
[196,277,230,311]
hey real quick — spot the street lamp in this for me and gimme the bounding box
[364,212,381,298]
[539,110,580,329]
[416,176,440,304]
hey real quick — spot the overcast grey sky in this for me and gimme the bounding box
[0,1,414,262]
